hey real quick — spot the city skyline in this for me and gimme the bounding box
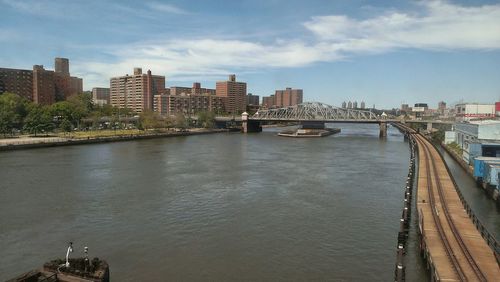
[1,0,500,108]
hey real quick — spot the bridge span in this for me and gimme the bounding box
[397,123,500,281]
[243,102,393,137]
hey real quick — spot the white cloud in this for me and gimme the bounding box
[303,0,500,52]
[73,0,500,89]
[74,39,338,88]
[0,0,85,19]
[146,2,190,15]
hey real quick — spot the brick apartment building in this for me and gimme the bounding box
[0,57,83,105]
[246,93,259,105]
[110,67,165,113]
[216,74,246,114]
[153,82,226,116]
[262,87,303,108]
[0,68,33,100]
[275,87,303,107]
[262,95,275,108]
[92,87,111,106]
[170,82,216,96]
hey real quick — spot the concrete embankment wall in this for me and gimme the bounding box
[0,130,230,151]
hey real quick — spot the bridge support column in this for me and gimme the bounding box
[241,112,262,133]
[379,122,387,138]
[300,121,325,129]
[426,122,432,133]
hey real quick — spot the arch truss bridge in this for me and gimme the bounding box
[251,102,380,122]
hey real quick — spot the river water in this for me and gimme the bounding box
[0,124,496,281]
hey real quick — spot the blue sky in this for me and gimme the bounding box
[1,0,500,108]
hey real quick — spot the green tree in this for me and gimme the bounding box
[139,110,160,130]
[197,111,215,128]
[59,118,73,136]
[94,104,114,116]
[24,104,54,136]
[0,93,30,136]
[50,101,75,125]
[431,130,445,143]
[174,113,187,129]
[88,111,102,130]
[0,102,16,136]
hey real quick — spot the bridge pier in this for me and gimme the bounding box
[379,122,387,138]
[300,121,325,129]
[426,122,433,133]
[241,112,262,133]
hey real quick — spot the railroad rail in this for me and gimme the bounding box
[415,133,487,281]
[394,122,500,281]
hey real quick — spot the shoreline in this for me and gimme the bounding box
[0,129,232,151]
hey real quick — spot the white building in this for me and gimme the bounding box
[444,131,455,144]
[455,103,495,122]
[455,120,500,163]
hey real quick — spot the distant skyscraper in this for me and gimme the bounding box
[347,101,352,109]
[216,74,247,114]
[353,101,358,109]
[360,101,366,109]
[342,101,346,108]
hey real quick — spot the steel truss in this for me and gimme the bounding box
[252,102,379,121]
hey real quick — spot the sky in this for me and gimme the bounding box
[1,0,500,108]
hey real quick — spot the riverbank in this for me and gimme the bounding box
[0,129,231,151]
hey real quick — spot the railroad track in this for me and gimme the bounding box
[414,133,487,281]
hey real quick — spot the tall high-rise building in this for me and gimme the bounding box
[274,87,303,107]
[353,101,358,109]
[110,68,165,113]
[347,101,353,109]
[54,58,83,100]
[360,101,366,109]
[0,57,83,104]
[33,65,55,105]
[216,74,247,114]
[341,101,347,108]
[54,57,70,76]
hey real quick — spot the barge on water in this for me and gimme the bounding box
[278,128,340,138]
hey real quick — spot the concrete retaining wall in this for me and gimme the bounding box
[0,130,229,151]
